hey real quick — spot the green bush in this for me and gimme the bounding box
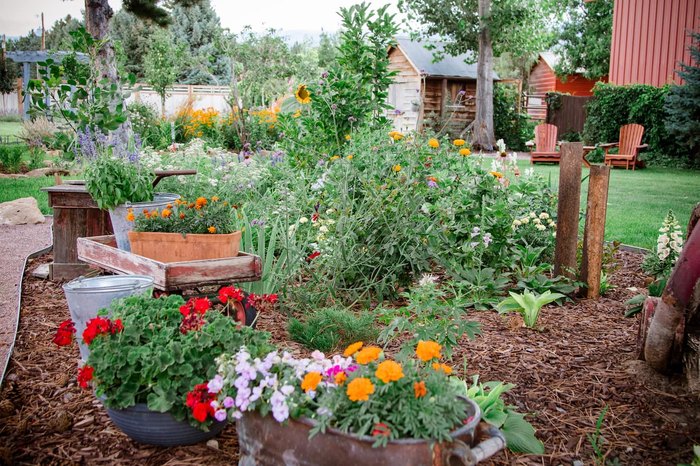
[288,307,378,352]
[127,101,161,146]
[494,83,534,151]
[0,144,26,173]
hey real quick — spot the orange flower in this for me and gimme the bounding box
[416,340,442,361]
[343,341,364,357]
[211,196,219,202]
[208,226,217,234]
[125,209,135,222]
[375,360,404,384]
[459,148,471,156]
[195,197,207,209]
[414,381,427,398]
[428,138,439,148]
[143,208,150,214]
[301,371,322,392]
[453,139,466,147]
[166,204,173,209]
[392,164,402,172]
[334,372,347,385]
[179,212,186,219]
[490,171,504,179]
[432,362,453,375]
[355,346,382,364]
[346,377,375,402]
[161,209,172,218]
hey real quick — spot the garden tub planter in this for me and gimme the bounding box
[236,398,506,465]
[127,230,242,263]
[105,403,226,446]
[109,193,181,252]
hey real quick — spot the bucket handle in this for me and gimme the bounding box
[153,169,197,188]
[442,425,506,465]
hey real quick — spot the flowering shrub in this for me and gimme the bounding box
[642,210,685,278]
[207,341,473,446]
[180,107,220,140]
[130,196,241,234]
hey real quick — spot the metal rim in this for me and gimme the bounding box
[62,275,154,294]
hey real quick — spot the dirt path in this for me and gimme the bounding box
[0,219,52,384]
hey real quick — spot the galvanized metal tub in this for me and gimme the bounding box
[237,397,506,465]
[109,192,180,252]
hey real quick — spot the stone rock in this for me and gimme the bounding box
[0,197,45,225]
[24,167,70,178]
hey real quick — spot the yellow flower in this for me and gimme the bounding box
[416,340,442,361]
[334,372,347,385]
[125,209,135,222]
[428,138,439,148]
[375,360,404,384]
[392,164,402,172]
[390,131,404,141]
[346,377,375,402]
[346,155,354,160]
[490,171,504,179]
[293,109,302,118]
[345,134,351,141]
[453,139,465,146]
[301,371,323,392]
[330,155,340,161]
[208,226,217,234]
[295,84,311,104]
[432,362,453,375]
[459,148,471,156]
[355,346,382,364]
[211,196,219,202]
[414,381,427,398]
[161,209,172,218]
[343,341,364,357]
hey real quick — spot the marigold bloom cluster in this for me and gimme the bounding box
[416,340,442,361]
[355,346,382,364]
[346,377,375,401]
[375,360,404,383]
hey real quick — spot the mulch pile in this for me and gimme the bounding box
[1,251,699,465]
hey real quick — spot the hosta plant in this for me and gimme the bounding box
[496,290,565,328]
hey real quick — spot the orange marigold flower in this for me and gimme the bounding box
[125,209,135,222]
[355,346,382,364]
[453,139,466,146]
[392,164,401,172]
[334,372,347,385]
[301,371,323,392]
[208,226,217,234]
[161,209,172,218]
[459,148,471,156]
[143,208,150,214]
[179,212,186,219]
[195,197,207,209]
[490,171,504,179]
[432,362,453,374]
[211,196,219,202]
[343,341,364,357]
[416,340,442,361]
[414,381,427,398]
[375,360,404,384]
[346,377,375,402]
[345,134,351,141]
[166,204,173,209]
[428,138,439,148]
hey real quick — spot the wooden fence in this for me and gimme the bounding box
[546,94,592,136]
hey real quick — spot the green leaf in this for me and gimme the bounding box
[501,411,545,454]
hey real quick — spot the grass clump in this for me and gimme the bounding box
[288,307,379,353]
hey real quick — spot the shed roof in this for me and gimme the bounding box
[539,51,560,70]
[6,50,88,64]
[393,37,499,80]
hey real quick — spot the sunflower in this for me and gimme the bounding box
[295,84,311,104]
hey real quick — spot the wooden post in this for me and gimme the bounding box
[440,78,447,119]
[580,165,611,298]
[22,63,30,120]
[553,142,583,278]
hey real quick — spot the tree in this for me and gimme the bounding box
[317,31,338,70]
[399,0,555,149]
[555,0,612,79]
[110,9,157,78]
[0,47,17,113]
[144,30,182,116]
[46,15,84,50]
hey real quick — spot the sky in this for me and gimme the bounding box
[0,0,401,39]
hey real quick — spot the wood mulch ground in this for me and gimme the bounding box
[0,251,698,465]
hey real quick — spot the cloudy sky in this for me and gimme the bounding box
[1,0,401,38]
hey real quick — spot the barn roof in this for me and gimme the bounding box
[6,50,88,64]
[393,37,499,80]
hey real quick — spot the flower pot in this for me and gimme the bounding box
[109,193,180,252]
[62,275,154,361]
[236,397,503,466]
[106,403,226,446]
[127,230,242,263]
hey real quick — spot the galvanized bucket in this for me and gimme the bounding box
[237,397,506,465]
[109,192,180,251]
[63,275,154,360]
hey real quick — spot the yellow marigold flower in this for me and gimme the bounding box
[392,132,404,141]
[355,346,382,364]
[432,362,453,375]
[346,377,375,402]
[490,171,504,179]
[392,164,402,172]
[161,209,172,218]
[166,203,173,209]
[453,139,466,146]
[388,131,397,139]
[346,155,354,160]
[295,84,311,104]
[330,155,340,161]
[345,134,351,141]
[375,360,404,384]
[343,341,364,357]
[428,138,439,148]
[125,209,135,222]
[301,371,323,392]
[208,226,217,234]
[414,381,427,398]
[416,340,442,361]
[459,148,471,156]
[211,196,219,202]
[293,109,302,118]
[334,372,347,385]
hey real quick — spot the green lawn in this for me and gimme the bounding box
[0,122,22,137]
[524,162,700,250]
[0,177,58,214]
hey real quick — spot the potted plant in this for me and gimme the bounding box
[68,290,273,446]
[205,341,505,464]
[127,196,243,262]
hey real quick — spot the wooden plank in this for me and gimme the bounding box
[580,165,611,298]
[554,143,583,279]
[49,262,93,281]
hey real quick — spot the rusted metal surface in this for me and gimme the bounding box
[237,398,505,465]
[77,235,261,291]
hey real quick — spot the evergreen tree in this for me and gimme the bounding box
[110,9,157,79]
[665,31,700,163]
[46,15,84,50]
[317,31,338,70]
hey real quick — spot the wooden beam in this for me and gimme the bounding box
[554,142,583,278]
[440,78,447,118]
[580,165,611,298]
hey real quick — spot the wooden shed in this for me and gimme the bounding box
[527,52,607,120]
[386,37,498,135]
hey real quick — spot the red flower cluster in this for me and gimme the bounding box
[179,297,211,334]
[218,286,244,304]
[53,319,76,347]
[82,317,123,345]
[372,422,391,437]
[77,365,94,389]
[245,293,278,309]
[307,251,321,262]
[186,383,216,422]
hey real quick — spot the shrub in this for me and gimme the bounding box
[127,101,160,146]
[494,83,534,151]
[0,144,26,173]
[288,307,378,352]
[19,116,57,146]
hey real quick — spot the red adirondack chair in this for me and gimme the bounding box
[601,124,648,170]
[529,123,559,164]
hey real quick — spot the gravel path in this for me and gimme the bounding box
[0,219,53,383]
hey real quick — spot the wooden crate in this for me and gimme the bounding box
[77,235,261,291]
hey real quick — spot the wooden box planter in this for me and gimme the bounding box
[128,230,242,263]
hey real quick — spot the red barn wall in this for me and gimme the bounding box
[555,74,607,96]
[610,0,700,86]
[528,59,556,95]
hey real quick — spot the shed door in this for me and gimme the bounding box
[387,79,420,133]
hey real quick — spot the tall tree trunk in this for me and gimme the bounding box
[473,0,495,150]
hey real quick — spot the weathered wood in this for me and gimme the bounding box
[50,263,93,281]
[77,235,262,290]
[580,165,611,298]
[553,143,583,278]
[440,78,448,118]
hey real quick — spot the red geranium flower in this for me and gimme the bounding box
[186,383,216,422]
[193,297,211,314]
[219,286,244,304]
[83,317,123,345]
[52,319,75,347]
[77,365,94,389]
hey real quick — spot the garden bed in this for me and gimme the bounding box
[0,251,698,465]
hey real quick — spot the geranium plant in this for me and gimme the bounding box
[130,196,241,235]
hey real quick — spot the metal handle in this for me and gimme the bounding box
[442,425,507,466]
[152,169,197,187]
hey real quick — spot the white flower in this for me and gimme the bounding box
[529,212,537,219]
[319,225,329,233]
[513,220,522,228]
[326,209,335,215]
[299,217,309,224]
[521,217,530,224]
[539,212,549,220]
[536,224,546,231]
[533,218,542,225]
[524,167,535,178]
[418,273,438,287]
